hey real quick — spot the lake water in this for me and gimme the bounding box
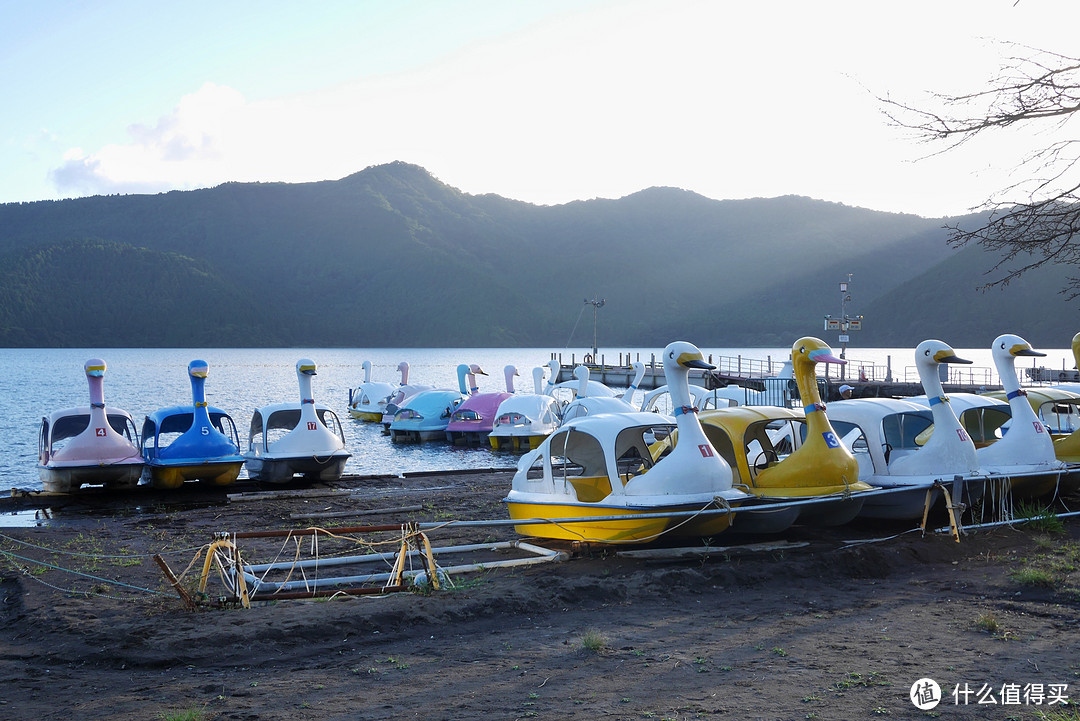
[6,344,1076,492]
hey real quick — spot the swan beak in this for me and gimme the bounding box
[299,364,318,375]
[934,350,972,365]
[678,352,715,371]
[85,364,106,377]
[808,349,846,365]
[1012,343,1046,358]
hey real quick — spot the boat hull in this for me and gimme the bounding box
[38,462,143,494]
[389,428,447,443]
[729,504,802,534]
[446,429,491,446]
[858,486,941,520]
[505,499,733,544]
[244,454,349,484]
[143,460,244,490]
[348,409,384,422]
[489,433,546,452]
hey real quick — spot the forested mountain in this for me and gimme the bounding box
[0,161,1077,348]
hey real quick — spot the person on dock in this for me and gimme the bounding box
[839,384,854,400]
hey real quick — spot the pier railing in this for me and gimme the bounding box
[551,351,1002,394]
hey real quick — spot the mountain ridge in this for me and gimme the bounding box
[1,162,1076,348]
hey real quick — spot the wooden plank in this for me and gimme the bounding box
[152,553,197,610]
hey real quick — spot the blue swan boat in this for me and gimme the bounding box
[140,360,244,489]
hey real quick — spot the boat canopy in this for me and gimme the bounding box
[41,408,138,449]
[248,402,345,448]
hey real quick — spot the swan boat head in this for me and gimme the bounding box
[742,337,864,496]
[886,340,980,477]
[978,334,1058,469]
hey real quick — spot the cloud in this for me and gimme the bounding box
[50,83,252,196]
[41,1,1080,214]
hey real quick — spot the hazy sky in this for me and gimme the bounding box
[3,0,1078,217]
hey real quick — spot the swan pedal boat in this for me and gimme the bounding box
[445,365,516,446]
[695,337,873,533]
[36,359,143,493]
[243,360,350,483]
[697,406,873,533]
[943,335,1080,498]
[984,386,1080,467]
[505,342,753,544]
[389,363,482,443]
[490,362,565,451]
[140,360,244,489]
[347,361,397,422]
[828,397,986,520]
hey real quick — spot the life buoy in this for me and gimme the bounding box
[1059,372,1068,382]
[584,354,593,364]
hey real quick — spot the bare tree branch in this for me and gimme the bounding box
[880,44,1080,296]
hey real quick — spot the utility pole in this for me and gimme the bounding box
[584,297,605,361]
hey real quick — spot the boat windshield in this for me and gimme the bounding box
[1037,400,1080,434]
[880,411,934,450]
[46,413,136,451]
[957,407,1010,445]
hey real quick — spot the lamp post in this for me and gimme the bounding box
[824,274,863,381]
[585,297,605,361]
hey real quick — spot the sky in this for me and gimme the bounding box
[3,0,1079,218]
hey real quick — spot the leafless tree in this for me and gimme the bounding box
[882,44,1080,297]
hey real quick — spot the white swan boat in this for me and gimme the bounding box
[489,364,565,451]
[347,360,397,422]
[828,340,987,520]
[505,341,752,544]
[973,334,1075,498]
[244,359,350,483]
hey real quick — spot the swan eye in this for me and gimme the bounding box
[924,350,930,356]
[668,351,674,359]
[798,346,806,355]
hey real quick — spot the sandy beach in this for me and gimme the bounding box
[1,471,1077,721]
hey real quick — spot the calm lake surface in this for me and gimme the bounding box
[4,345,1075,493]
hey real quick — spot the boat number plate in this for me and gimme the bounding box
[95,428,106,437]
[822,431,840,449]
[1034,422,1044,434]
[956,429,970,442]
[307,422,317,431]
[698,444,713,457]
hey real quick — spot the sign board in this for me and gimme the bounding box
[825,319,841,331]
[838,334,850,343]
[848,320,862,331]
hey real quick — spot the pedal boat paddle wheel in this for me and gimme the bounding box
[140,360,245,489]
[36,358,143,493]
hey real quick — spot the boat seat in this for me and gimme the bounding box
[567,475,612,503]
